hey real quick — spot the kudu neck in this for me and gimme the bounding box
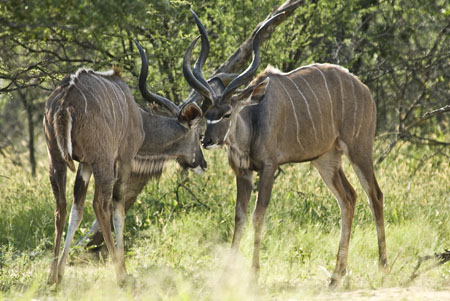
[139,111,187,154]
[227,107,253,150]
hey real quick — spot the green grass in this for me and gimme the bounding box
[0,142,449,300]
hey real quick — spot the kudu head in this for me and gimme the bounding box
[134,40,207,171]
[183,10,284,149]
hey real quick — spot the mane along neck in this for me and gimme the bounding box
[131,154,174,178]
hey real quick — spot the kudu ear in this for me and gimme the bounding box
[178,102,203,129]
[239,77,270,107]
[251,77,270,102]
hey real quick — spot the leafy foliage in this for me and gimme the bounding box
[0,1,449,297]
[1,1,448,163]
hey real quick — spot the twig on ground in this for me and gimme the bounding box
[408,249,450,283]
[176,178,210,210]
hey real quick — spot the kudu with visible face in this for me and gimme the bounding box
[44,40,206,285]
[184,12,387,286]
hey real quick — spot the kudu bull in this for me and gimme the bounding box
[184,12,387,286]
[44,41,206,285]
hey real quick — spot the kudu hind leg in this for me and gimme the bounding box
[312,150,357,287]
[48,163,68,285]
[57,163,92,281]
[350,156,388,271]
[91,164,118,273]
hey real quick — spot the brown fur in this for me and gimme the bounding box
[45,68,206,286]
[203,63,387,287]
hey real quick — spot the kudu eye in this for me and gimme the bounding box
[223,112,232,119]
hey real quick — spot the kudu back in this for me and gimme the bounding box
[44,41,206,286]
[183,11,387,287]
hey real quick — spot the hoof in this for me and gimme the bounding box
[380,263,390,275]
[47,272,58,286]
[119,274,136,289]
[328,273,342,289]
[251,265,260,285]
[328,278,339,289]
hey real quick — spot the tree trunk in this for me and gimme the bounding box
[18,89,36,176]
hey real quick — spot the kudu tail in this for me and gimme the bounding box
[53,106,76,172]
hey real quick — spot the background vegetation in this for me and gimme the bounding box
[0,145,449,299]
[1,0,448,173]
[0,0,449,299]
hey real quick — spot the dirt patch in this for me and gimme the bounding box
[314,286,450,301]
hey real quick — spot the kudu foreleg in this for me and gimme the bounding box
[79,178,148,249]
[111,165,132,285]
[92,164,121,280]
[231,171,253,251]
[251,165,276,278]
[112,200,127,284]
[78,194,137,250]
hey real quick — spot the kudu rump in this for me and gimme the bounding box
[185,12,387,286]
[44,41,206,285]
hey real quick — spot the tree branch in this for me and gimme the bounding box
[399,133,450,146]
[376,104,450,164]
[213,0,304,75]
[184,0,304,104]
[404,104,450,131]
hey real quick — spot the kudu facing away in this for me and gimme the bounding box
[44,41,206,285]
[184,12,387,286]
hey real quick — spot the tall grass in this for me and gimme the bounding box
[0,141,449,300]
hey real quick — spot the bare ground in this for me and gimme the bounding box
[314,286,450,301]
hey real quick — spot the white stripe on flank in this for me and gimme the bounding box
[297,74,325,139]
[334,69,345,125]
[116,83,127,100]
[109,83,125,130]
[72,84,88,114]
[286,76,318,143]
[311,66,336,134]
[354,87,365,138]
[91,75,117,127]
[82,79,114,124]
[115,83,128,130]
[275,77,303,150]
[99,76,121,124]
[52,89,66,103]
[349,75,358,138]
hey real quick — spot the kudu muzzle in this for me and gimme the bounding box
[202,129,222,149]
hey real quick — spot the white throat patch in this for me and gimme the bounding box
[204,144,222,150]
